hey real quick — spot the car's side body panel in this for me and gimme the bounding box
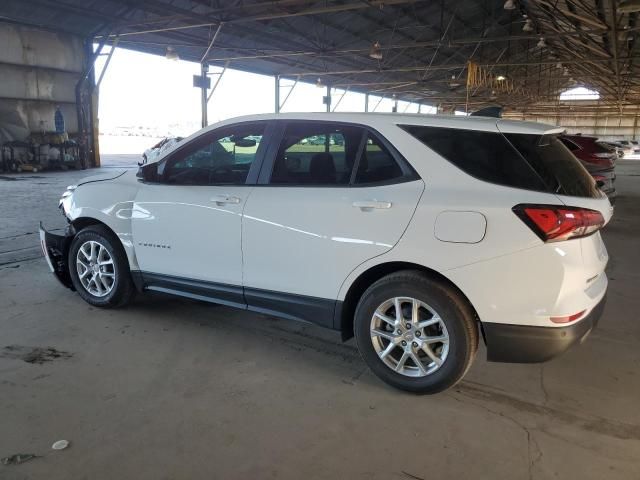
[131,183,252,285]
[63,171,141,270]
[55,113,611,349]
[241,180,424,300]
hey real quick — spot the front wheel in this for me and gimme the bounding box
[354,271,478,394]
[68,225,135,308]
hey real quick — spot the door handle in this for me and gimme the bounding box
[352,200,392,210]
[211,195,241,205]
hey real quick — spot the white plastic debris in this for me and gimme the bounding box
[51,440,69,450]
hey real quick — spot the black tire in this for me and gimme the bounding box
[68,225,135,308]
[354,271,478,394]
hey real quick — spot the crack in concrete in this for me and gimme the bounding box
[455,382,640,441]
[451,390,541,480]
[539,365,549,406]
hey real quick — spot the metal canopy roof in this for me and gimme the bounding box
[2,0,639,113]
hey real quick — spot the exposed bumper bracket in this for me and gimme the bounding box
[39,222,75,290]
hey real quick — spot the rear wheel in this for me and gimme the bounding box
[68,225,134,308]
[354,271,478,394]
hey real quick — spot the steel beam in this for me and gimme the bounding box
[96,36,119,88]
[200,62,208,128]
[326,84,331,113]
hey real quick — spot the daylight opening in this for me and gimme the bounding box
[559,87,600,101]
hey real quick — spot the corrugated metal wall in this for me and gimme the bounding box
[0,23,85,142]
[503,103,639,140]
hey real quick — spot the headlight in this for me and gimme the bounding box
[59,185,76,213]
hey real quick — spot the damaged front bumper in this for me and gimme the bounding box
[39,222,75,290]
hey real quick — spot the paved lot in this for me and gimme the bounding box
[1,159,639,479]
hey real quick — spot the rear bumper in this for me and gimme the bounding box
[483,295,606,363]
[39,222,74,289]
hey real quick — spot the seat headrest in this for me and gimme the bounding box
[309,153,335,183]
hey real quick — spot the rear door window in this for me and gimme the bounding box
[270,123,363,185]
[354,134,404,184]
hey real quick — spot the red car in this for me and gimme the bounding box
[560,134,616,202]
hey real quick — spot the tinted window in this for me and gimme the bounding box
[270,123,363,185]
[401,125,600,198]
[505,134,600,198]
[355,134,404,184]
[164,124,264,185]
[400,125,548,191]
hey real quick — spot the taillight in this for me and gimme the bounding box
[513,204,604,242]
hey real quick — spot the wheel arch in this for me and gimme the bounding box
[336,261,483,342]
[70,216,139,272]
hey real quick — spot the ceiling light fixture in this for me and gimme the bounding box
[369,41,383,60]
[316,78,324,88]
[537,37,547,48]
[504,0,516,10]
[522,19,534,32]
[165,46,179,61]
[496,75,506,81]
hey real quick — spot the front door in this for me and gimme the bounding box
[132,122,268,303]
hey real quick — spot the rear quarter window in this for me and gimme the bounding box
[505,134,600,198]
[399,125,547,191]
[400,125,600,199]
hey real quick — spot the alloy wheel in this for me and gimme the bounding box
[76,240,116,297]
[370,297,450,377]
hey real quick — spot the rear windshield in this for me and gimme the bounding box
[400,125,600,198]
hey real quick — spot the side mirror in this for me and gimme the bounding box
[137,162,160,182]
[233,137,257,148]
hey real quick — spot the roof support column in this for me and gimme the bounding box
[365,93,369,112]
[325,84,331,113]
[200,62,208,128]
[275,75,280,113]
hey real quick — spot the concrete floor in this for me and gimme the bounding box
[1,159,639,480]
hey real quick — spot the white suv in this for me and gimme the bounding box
[41,113,612,393]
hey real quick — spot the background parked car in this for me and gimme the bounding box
[615,140,639,156]
[560,134,616,202]
[142,136,183,164]
[597,141,624,158]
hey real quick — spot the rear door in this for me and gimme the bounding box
[241,121,424,324]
